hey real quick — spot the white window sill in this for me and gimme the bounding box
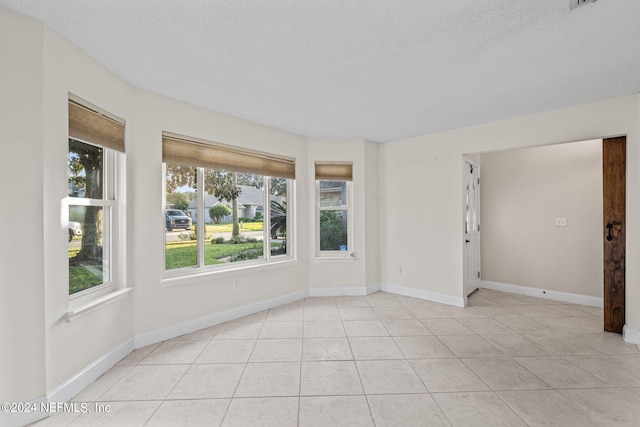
[65,288,132,322]
[161,258,298,288]
[314,255,357,262]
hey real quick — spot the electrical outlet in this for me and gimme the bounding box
[232,282,240,292]
[555,217,567,227]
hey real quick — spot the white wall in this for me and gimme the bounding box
[380,95,639,334]
[480,140,603,297]
[2,5,640,423]
[1,7,312,417]
[364,141,380,287]
[129,91,309,335]
[40,25,136,393]
[307,139,379,294]
[0,7,46,404]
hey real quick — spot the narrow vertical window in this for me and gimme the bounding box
[269,176,289,257]
[67,99,124,295]
[315,162,353,256]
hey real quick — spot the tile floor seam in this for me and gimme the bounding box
[297,352,303,426]
[558,354,620,383]
[32,290,640,426]
[425,391,458,427]
[492,390,536,427]
[141,400,164,426]
[457,357,519,392]
[344,323,367,399]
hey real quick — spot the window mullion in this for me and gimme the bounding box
[197,167,205,267]
[104,150,113,200]
[68,198,113,207]
[315,180,320,256]
[263,176,271,261]
[104,205,113,284]
[347,181,353,254]
[287,179,292,256]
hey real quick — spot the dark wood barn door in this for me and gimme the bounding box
[602,136,626,334]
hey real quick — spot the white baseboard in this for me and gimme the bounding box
[379,283,465,307]
[134,289,309,348]
[47,338,135,404]
[1,339,135,427]
[480,280,603,308]
[0,282,474,427]
[623,325,640,348]
[0,395,48,427]
[308,284,380,297]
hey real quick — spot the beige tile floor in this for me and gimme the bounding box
[32,289,640,426]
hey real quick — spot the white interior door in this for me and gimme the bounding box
[465,159,481,296]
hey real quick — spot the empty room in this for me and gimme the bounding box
[1,1,640,426]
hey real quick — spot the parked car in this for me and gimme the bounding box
[166,209,192,231]
[69,221,83,242]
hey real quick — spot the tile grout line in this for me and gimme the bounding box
[35,289,640,426]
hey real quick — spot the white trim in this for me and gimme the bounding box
[623,325,640,347]
[379,283,465,307]
[161,259,298,287]
[0,396,48,427]
[65,288,132,321]
[313,255,356,262]
[134,289,308,348]
[47,338,134,404]
[308,284,379,297]
[4,339,136,426]
[480,280,603,307]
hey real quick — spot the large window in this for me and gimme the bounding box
[67,99,124,295]
[315,162,353,256]
[163,133,294,273]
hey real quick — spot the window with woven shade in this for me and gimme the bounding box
[315,161,353,257]
[67,97,125,295]
[162,132,295,274]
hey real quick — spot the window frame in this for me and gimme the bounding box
[162,165,295,278]
[67,138,119,300]
[316,179,353,258]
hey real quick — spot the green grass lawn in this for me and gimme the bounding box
[69,267,103,294]
[68,247,104,294]
[68,223,280,292]
[165,241,264,269]
[165,240,286,269]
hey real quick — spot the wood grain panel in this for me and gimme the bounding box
[602,137,625,334]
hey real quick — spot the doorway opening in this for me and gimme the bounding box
[465,136,625,333]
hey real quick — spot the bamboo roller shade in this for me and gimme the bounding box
[162,133,295,179]
[68,100,125,152]
[315,162,353,181]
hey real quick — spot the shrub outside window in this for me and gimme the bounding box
[319,181,349,251]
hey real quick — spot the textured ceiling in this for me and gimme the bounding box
[2,0,639,142]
